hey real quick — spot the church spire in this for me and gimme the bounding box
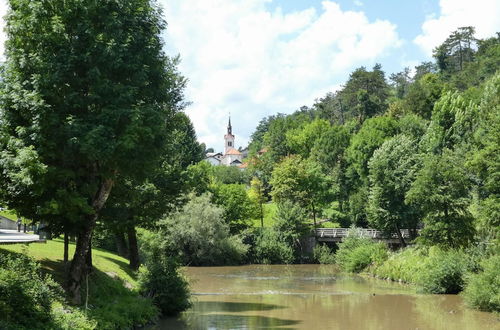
[227,114,232,135]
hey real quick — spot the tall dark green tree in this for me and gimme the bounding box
[367,135,422,245]
[0,0,185,303]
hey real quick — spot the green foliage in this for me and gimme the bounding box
[211,183,254,233]
[374,247,428,283]
[138,258,191,316]
[373,247,469,294]
[248,177,267,227]
[286,119,330,158]
[346,116,399,181]
[155,193,248,266]
[340,64,390,122]
[85,271,157,329]
[273,201,309,244]
[212,165,250,184]
[0,253,60,328]
[253,228,294,264]
[0,253,96,330]
[407,152,475,248]
[403,73,443,119]
[463,255,500,312]
[270,155,331,223]
[313,244,336,264]
[418,248,468,294]
[335,232,388,273]
[367,135,422,238]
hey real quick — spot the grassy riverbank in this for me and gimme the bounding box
[0,239,158,329]
[316,236,500,313]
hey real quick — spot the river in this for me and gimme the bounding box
[154,264,499,329]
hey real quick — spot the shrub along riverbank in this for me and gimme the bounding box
[314,235,499,313]
[0,239,189,329]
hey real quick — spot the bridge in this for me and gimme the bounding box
[315,228,414,244]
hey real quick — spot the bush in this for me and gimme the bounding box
[373,247,468,294]
[335,232,388,273]
[463,255,500,312]
[156,193,249,266]
[0,253,59,328]
[0,253,95,330]
[313,244,336,264]
[373,247,427,283]
[138,257,191,316]
[253,228,294,264]
[418,248,467,294]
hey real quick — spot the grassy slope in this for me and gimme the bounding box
[250,202,277,227]
[0,239,157,328]
[0,209,17,220]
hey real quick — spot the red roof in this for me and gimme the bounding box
[225,148,242,155]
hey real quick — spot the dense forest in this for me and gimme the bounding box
[245,27,499,249]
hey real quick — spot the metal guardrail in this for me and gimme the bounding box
[315,228,412,239]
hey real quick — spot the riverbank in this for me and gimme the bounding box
[0,239,158,329]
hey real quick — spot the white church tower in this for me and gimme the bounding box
[221,116,243,166]
[224,116,235,154]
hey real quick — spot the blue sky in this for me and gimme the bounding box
[0,0,498,151]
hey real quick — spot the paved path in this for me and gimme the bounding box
[0,229,44,244]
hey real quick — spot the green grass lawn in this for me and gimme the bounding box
[0,238,137,287]
[250,202,277,227]
[0,208,17,220]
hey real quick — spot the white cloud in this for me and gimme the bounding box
[160,0,400,150]
[354,0,363,7]
[0,0,401,151]
[414,0,500,56]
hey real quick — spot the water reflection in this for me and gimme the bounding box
[154,265,499,330]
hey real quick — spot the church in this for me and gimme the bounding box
[205,117,245,167]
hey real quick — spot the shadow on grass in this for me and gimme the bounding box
[100,255,137,279]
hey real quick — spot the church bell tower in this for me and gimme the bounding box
[224,116,235,154]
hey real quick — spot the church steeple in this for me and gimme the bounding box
[227,115,232,135]
[224,114,235,154]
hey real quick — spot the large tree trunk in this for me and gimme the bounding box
[67,178,114,304]
[64,232,69,263]
[127,226,140,271]
[115,231,129,258]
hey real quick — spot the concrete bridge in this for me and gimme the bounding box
[315,228,414,244]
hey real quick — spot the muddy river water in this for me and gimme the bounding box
[154,264,499,329]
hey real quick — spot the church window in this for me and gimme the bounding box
[228,141,232,147]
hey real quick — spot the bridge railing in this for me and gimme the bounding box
[315,228,412,239]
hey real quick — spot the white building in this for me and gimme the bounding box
[205,117,244,167]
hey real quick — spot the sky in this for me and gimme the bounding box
[0,0,499,152]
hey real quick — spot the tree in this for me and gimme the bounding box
[248,177,266,227]
[0,0,184,303]
[341,64,390,122]
[100,113,203,270]
[270,155,331,226]
[390,67,412,99]
[404,73,443,119]
[406,152,475,248]
[285,119,330,158]
[367,135,422,245]
[434,27,477,75]
[211,183,254,233]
